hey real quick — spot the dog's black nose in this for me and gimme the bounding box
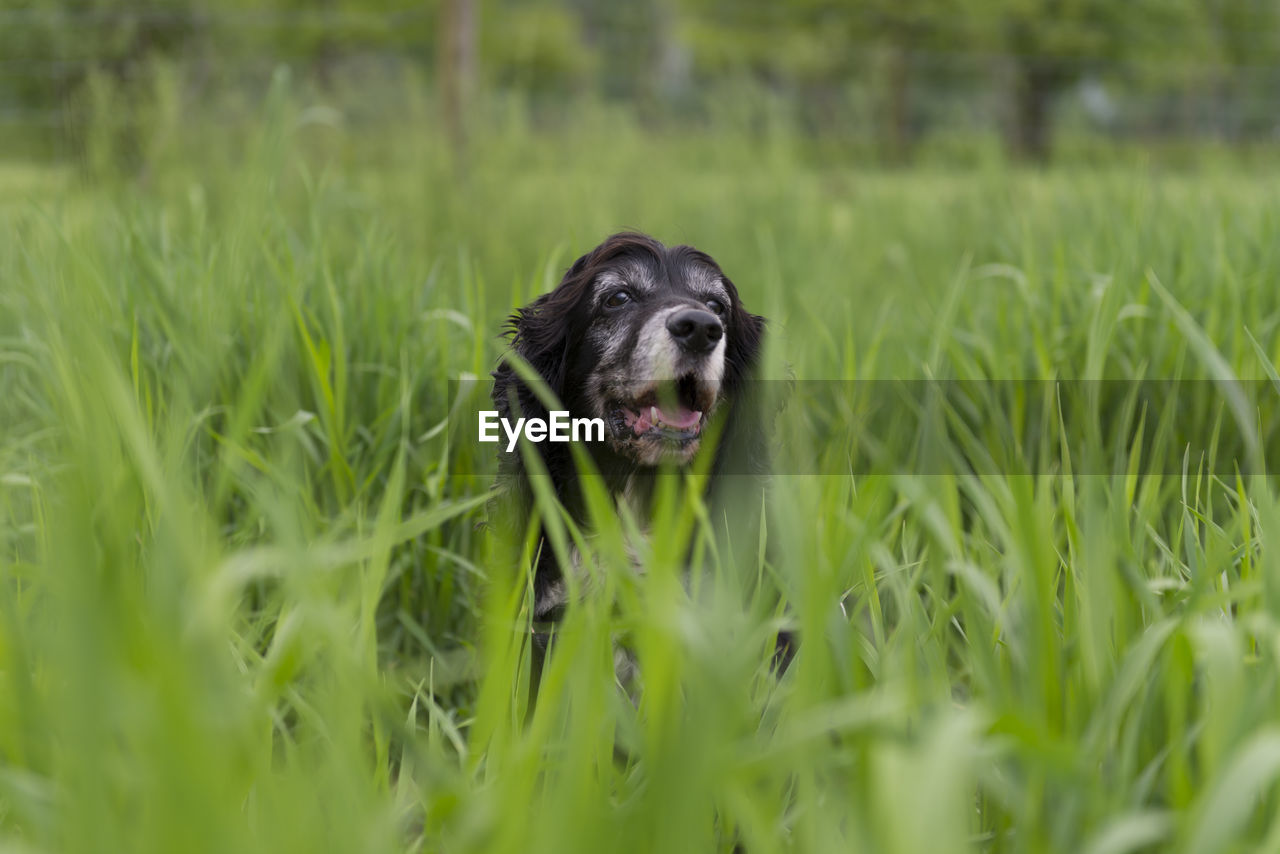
[666,308,723,354]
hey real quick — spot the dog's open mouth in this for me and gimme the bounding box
[609,374,713,444]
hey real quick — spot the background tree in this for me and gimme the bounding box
[975,0,1203,161]
[439,0,476,149]
[1201,0,1280,140]
[0,0,201,112]
[841,0,973,162]
[484,1,597,99]
[1,0,1275,165]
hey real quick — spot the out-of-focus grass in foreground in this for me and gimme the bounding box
[5,82,1280,853]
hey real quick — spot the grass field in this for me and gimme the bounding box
[4,90,1280,853]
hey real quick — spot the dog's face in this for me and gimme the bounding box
[577,251,733,464]
[497,232,764,468]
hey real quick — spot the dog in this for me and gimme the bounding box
[489,232,788,703]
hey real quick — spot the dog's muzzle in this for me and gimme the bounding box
[595,303,728,464]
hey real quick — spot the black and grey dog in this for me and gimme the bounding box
[489,232,789,700]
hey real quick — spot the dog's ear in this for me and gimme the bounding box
[724,284,765,389]
[491,251,595,419]
[709,286,771,527]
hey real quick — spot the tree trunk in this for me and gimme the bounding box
[652,0,689,102]
[882,44,911,164]
[438,0,476,153]
[1011,60,1060,163]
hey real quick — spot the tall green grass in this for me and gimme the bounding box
[4,85,1280,852]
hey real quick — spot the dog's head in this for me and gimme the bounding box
[494,232,764,468]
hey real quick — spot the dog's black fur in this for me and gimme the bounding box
[489,232,788,701]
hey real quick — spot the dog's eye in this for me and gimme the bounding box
[604,290,632,309]
[705,298,726,316]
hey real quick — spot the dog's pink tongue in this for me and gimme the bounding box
[624,408,652,433]
[657,405,701,429]
[623,406,700,434]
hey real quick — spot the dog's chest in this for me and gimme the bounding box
[615,473,650,533]
[572,479,652,574]
[538,478,652,619]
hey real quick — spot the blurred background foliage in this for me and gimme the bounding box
[8,4,1280,853]
[2,0,1280,165]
